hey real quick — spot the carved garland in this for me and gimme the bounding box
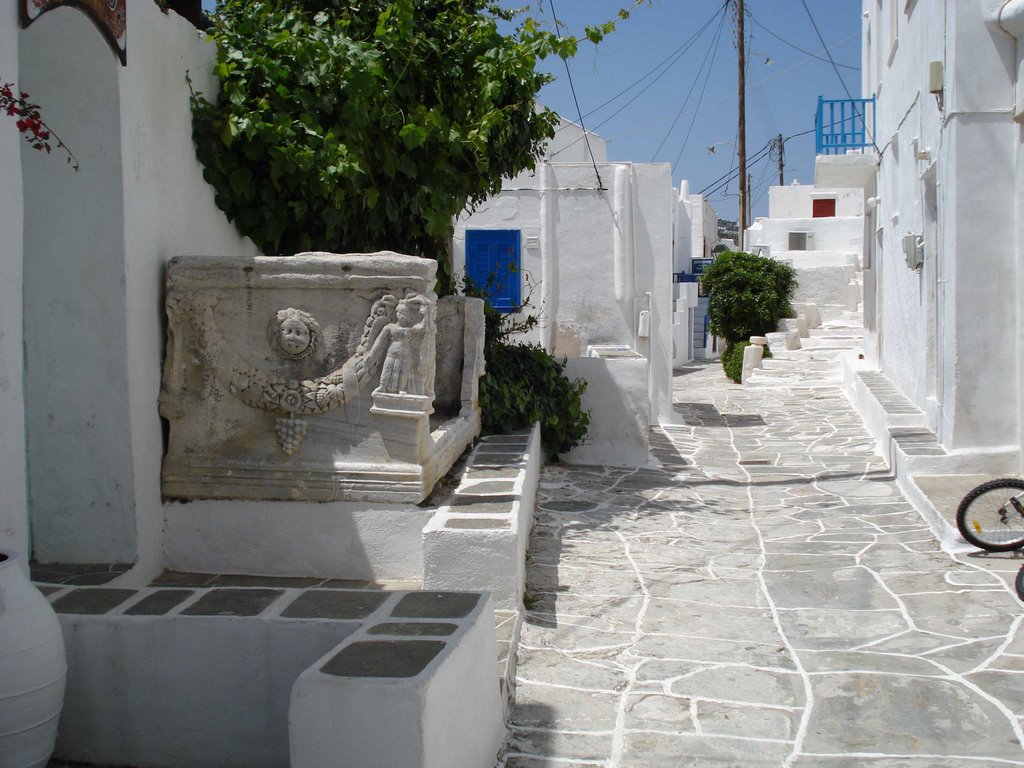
[176,293,423,455]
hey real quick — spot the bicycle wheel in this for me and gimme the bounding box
[956,478,1024,552]
[1015,565,1024,602]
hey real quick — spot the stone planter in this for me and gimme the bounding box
[0,550,66,768]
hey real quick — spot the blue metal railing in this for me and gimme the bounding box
[815,95,875,155]
[673,271,700,283]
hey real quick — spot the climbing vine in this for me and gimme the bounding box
[190,0,639,278]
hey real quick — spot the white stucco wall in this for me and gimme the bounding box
[19,5,257,569]
[454,160,675,423]
[746,216,864,257]
[0,3,28,563]
[695,196,719,259]
[864,0,1019,452]
[563,357,650,467]
[20,8,135,564]
[673,183,692,273]
[673,189,719,273]
[122,2,259,577]
[768,184,864,218]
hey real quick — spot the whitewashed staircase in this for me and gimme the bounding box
[746,309,864,388]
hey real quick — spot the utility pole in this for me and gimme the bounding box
[776,133,784,185]
[736,0,747,250]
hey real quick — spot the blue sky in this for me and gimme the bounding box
[199,1,862,220]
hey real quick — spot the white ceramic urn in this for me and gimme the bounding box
[0,550,67,768]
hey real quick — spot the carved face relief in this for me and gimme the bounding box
[270,308,320,360]
[279,317,311,356]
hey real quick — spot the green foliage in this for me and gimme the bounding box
[473,294,589,461]
[480,341,590,460]
[720,342,772,384]
[190,0,634,265]
[700,251,797,344]
[720,341,747,384]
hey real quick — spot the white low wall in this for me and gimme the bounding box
[290,593,504,768]
[422,427,541,611]
[563,357,650,467]
[792,264,858,316]
[57,601,356,767]
[163,501,431,582]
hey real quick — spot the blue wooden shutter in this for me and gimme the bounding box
[466,229,521,311]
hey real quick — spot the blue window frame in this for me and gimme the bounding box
[465,229,521,311]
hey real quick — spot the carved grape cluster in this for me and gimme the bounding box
[275,416,308,455]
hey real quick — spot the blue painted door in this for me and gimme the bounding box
[466,229,521,311]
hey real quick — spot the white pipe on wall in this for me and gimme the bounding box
[539,161,555,352]
[613,164,634,302]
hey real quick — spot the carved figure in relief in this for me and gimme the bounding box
[361,295,429,395]
[270,307,320,360]
[172,290,434,454]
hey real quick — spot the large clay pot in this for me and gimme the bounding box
[0,550,66,768]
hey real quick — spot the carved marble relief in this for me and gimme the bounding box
[159,253,484,503]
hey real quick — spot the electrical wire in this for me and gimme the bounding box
[548,0,604,187]
[649,6,728,161]
[800,0,877,150]
[697,127,815,197]
[751,16,860,71]
[667,11,731,167]
[550,4,728,158]
[555,1,730,131]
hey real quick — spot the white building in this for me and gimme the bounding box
[454,120,676,466]
[745,181,865,319]
[672,183,720,364]
[833,0,1024,480]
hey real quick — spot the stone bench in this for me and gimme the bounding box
[40,582,502,768]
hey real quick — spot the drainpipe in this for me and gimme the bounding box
[539,161,555,352]
[613,164,634,303]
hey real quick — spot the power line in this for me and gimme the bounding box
[649,6,728,160]
[550,4,728,158]
[799,0,852,97]
[751,16,860,71]
[697,128,814,196]
[548,0,604,188]
[800,0,877,151]
[557,2,730,130]
[701,143,773,198]
[668,11,729,167]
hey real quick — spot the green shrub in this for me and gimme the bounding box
[700,251,797,344]
[720,342,772,384]
[480,341,589,460]
[721,342,748,384]
[473,298,589,460]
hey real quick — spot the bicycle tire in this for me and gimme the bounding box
[1015,564,1024,602]
[956,478,1024,552]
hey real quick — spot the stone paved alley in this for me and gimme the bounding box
[500,360,1024,768]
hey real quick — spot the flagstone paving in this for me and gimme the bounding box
[499,360,1024,768]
